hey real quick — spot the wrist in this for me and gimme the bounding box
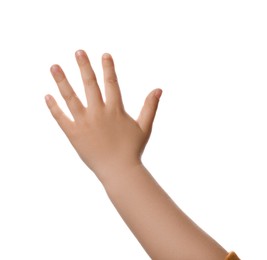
[97,159,145,188]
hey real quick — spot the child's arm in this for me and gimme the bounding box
[45,50,228,260]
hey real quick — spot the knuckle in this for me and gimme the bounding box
[85,76,97,86]
[52,109,64,122]
[89,73,97,82]
[63,92,77,103]
[105,77,118,86]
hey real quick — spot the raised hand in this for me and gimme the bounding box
[45,50,162,182]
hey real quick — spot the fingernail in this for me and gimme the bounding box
[45,95,51,104]
[50,65,65,82]
[76,49,85,57]
[103,53,111,59]
[50,64,61,73]
[154,89,163,100]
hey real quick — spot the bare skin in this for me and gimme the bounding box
[45,50,228,260]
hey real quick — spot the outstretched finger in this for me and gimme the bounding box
[75,50,104,108]
[45,94,75,137]
[102,53,124,111]
[137,89,162,136]
[50,65,86,121]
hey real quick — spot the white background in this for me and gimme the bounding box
[0,0,266,259]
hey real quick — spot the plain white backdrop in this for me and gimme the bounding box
[0,0,266,259]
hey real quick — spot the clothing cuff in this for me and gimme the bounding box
[225,251,240,260]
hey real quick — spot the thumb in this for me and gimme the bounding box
[137,88,162,135]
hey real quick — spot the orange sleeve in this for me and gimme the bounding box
[225,251,240,260]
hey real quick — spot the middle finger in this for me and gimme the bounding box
[75,50,104,108]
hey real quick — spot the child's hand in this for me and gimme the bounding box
[45,51,230,260]
[45,50,162,182]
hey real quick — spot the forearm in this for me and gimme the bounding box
[46,51,229,259]
[102,163,228,260]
